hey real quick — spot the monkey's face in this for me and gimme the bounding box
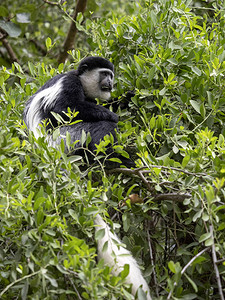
[80,68,114,101]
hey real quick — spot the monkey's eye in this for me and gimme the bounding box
[101,71,110,77]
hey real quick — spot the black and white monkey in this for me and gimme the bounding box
[23,56,151,299]
[24,56,125,163]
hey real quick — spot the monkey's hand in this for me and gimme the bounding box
[124,90,135,101]
[107,90,136,112]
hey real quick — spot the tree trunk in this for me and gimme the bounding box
[58,0,87,64]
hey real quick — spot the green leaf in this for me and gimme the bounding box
[168,261,176,273]
[0,6,8,17]
[148,67,155,82]
[21,279,29,300]
[205,238,213,246]
[159,87,166,96]
[191,66,201,76]
[200,103,206,118]
[0,20,21,37]
[68,209,78,222]
[44,274,58,287]
[199,232,212,243]
[122,214,130,232]
[16,13,30,23]
[33,197,46,210]
[36,208,44,226]
[102,241,108,253]
[66,131,71,149]
[182,155,190,168]
[46,37,52,51]
[167,57,178,65]
[137,286,148,300]
[53,128,60,140]
[168,261,181,273]
[86,132,92,147]
[172,145,179,154]
[184,273,198,292]
[109,157,122,163]
[134,55,145,68]
[14,62,24,73]
[67,155,82,163]
[95,228,105,240]
[120,264,129,279]
[58,63,64,73]
[193,209,203,222]
[190,100,200,114]
[28,61,35,76]
[81,130,87,146]
[84,207,99,216]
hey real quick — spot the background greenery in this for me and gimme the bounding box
[1,0,225,299]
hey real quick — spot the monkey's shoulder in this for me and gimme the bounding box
[61,71,84,95]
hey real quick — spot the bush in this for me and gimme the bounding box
[0,0,225,299]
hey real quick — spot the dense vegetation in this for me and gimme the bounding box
[0,0,225,299]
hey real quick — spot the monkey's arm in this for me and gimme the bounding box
[49,100,118,125]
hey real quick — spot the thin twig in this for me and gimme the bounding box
[146,220,159,297]
[65,274,82,300]
[216,258,225,265]
[210,225,225,300]
[43,0,60,6]
[137,169,153,191]
[0,268,46,297]
[181,247,209,275]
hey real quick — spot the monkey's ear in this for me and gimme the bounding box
[79,64,88,74]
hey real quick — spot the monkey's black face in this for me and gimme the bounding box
[80,68,114,101]
[99,70,114,92]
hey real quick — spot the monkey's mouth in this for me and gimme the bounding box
[101,86,112,92]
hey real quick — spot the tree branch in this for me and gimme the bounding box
[153,193,191,202]
[58,0,87,64]
[0,28,19,63]
[107,165,192,197]
[1,37,19,63]
[107,166,192,201]
[167,247,210,300]
[140,165,208,178]
[29,38,47,56]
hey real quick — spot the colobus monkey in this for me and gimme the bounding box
[24,56,134,166]
[23,56,150,298]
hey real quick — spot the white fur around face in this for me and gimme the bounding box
[94,214,151,300]
[79,68,114,100]
[26,77,64,138]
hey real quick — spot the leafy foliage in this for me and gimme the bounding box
[1,0,225,299]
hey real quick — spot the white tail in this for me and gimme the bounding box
[94,214,151,300]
